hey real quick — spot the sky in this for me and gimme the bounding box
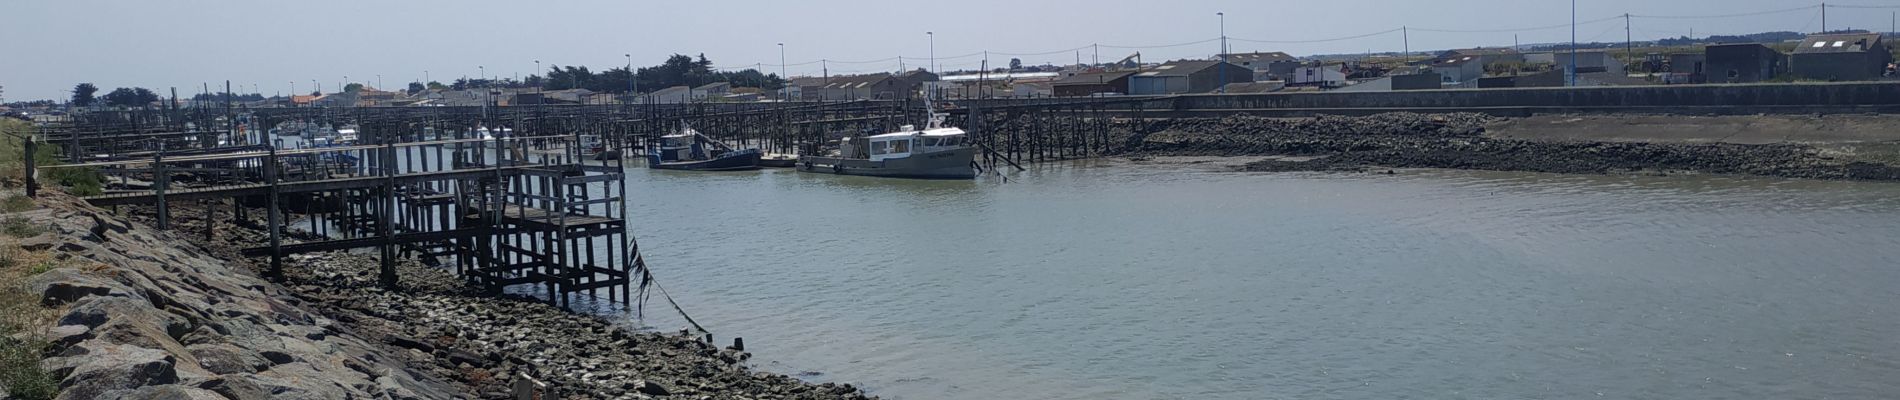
[1,0,1890,101]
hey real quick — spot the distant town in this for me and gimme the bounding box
[3,28,1897,118]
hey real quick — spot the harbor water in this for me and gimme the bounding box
[622,159,1900,399]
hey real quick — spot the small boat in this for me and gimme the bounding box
[581,134,621,160]
[646,128,762,171]
[797,106,977,180]
[759,153,799,168]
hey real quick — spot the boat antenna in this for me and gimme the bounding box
[922,91,945,130]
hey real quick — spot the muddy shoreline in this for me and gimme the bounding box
[1113,113,1900,181]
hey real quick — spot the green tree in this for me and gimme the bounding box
[1009,58,1022,70]
[426,81,447,90]
[100,87,158,108]
[70,83,98,107]
[344,83,364,92]
[407,82,426,94]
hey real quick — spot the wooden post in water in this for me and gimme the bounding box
[154,142,169,230]
[22,137,36,198]
[266,146,284,280]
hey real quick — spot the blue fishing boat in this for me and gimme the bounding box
[646,128,762,171]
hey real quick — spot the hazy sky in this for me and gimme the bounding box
[0,0,1883,101]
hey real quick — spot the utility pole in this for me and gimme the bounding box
[1569,0,1577,87]
[1218,12,1228,93]
[1403,26,1410,64]
[1821,3,1828,33]
[1625,13,1633,71]
[1093,43,1100,66]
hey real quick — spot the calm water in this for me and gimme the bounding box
[619,160,1900,400]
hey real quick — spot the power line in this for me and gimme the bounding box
[1413,15,1624,33]
[1097,38,1222,49]
[1230,28,1404,43]
[1630,4,1822,19]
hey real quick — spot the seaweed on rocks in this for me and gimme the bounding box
[1110,113,1900,181]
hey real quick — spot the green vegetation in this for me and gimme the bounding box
[99,87,158,108]
[0,216,41,238]
[70,84,97,108]
[450,54,785,93]
[0,239,59,400]
[1,196,32,213]
[0,119,102,196]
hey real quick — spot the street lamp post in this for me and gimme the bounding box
[778,43,788,101]
[927,32,936,100]
[1218,12,1228,93]
[534,60,541,89]
[625,54,635,99]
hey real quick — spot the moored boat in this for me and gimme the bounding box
[797,108,976,180]
[646,128,762,171]
[759,153,800,168]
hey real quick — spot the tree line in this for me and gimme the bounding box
[68,83,162,108]
[438,54,783,94]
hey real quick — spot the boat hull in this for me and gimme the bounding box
[797,147,977,179]
[648,150,762,171]
[759,154,799,168]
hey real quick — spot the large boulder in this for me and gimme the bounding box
[26,268,136,307]
[92,384,228,400]
[186,343,271,375]
[43,342,180,400]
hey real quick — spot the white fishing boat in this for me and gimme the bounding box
[797,104,977,180]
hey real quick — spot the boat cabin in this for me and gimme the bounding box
[656,131,711,162]
[861,125,968,161]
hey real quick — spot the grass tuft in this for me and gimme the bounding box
[0,237,60,400]
[0,217,42,238]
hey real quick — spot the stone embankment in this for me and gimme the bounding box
[14,193,877,399]
[1116,113,1900,180]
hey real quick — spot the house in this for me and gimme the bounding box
[1705,43,1786,83]
[1221,52,1301,81]
[1425,48,1525,66]
[288,95,322,107]
[1428,55,1486,86]
[513,88,596,105]
[1127,60,1253,94]
[783,76,828,100]
[645,86,693,104]
[691,82,731,101]
[1791,33,1893,81]
[1052,70,1136,97]
[1290,64,1349,88]
[816,73,896,100]
[1010,82,1053,98]
[1528,50,1621,72]
[1665,53,1708,84]
[816,70,935,100]
[1333,72,1443,92]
